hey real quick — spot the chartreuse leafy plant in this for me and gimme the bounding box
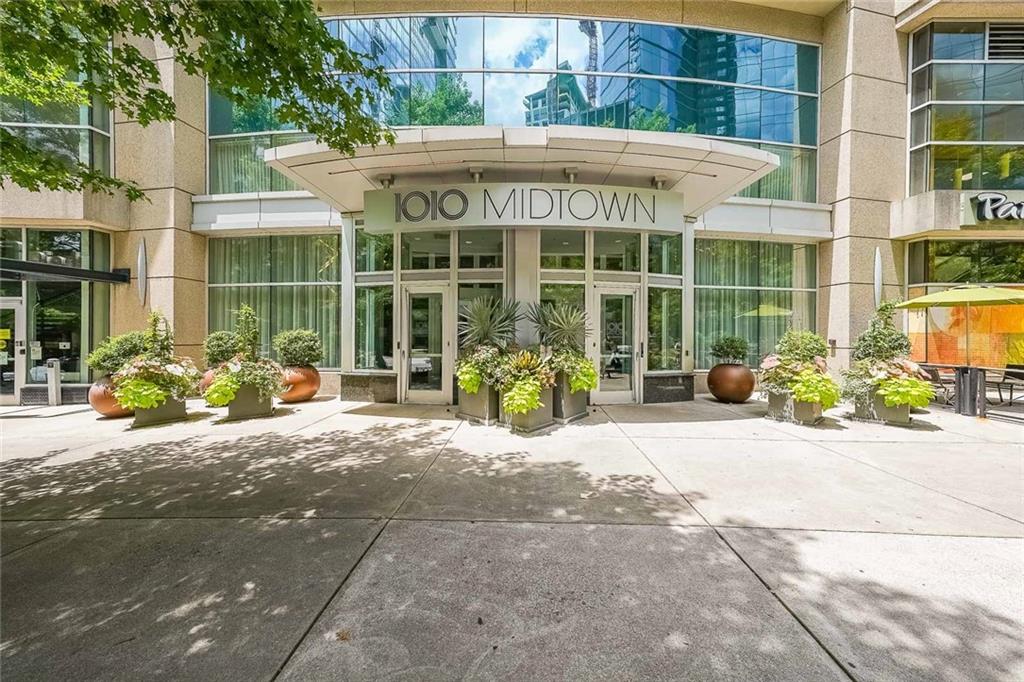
[111,312,200,409]
[272,329,323,367]
[791,368,840,410]
[1,0,393,200]
[86,331,147,376]
[204,305,283,407]
[876,375,935,408]
[499,349,555,415]
[529,302,597,394]
[456,298,521,395]
[759,329,839,406]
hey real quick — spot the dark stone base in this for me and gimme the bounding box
[337,373,397,402]
[643,373,695,403]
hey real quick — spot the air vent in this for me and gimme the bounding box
[988,24,1024,60]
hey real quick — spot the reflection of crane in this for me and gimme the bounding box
[578,20,598,105]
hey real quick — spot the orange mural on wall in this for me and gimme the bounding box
[909,288,1024,368]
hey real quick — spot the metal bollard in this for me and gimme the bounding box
[46,359,62,406]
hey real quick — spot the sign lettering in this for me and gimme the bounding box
[975,192,1024,222]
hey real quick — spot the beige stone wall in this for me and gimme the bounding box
[110,37,208,363]
[818,1,907,370]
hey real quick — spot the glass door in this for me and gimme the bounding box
[591,287,640,404]
[0,303,26,406]
[401,285,452,404]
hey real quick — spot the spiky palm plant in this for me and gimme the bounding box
[528,302,589,352]
[458,297,521,349]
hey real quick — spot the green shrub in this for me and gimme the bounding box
[790,368,840,410]
[203,331,237,367]
[876,375,935,408]
[234,304,261,360]
[204,372,242,407]
[273,328,323,366]
[775,330,828,363]
[853,300,910,362]
[709,336,749,365]
[86,331,147,376]
[143,311,175,362]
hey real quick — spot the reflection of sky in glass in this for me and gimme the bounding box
[484,72,551,126]
[484,17,556,70]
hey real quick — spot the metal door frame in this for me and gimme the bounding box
[589,284,642,405]
[398,283,454,405]
[0,301,26,406]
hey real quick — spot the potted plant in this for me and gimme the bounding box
[760,330,839,425]
[498,349,556,433]
[111,312,201,427]
[706,335,754,403]
[204,305,283,420]
[200,330,237,394]
[455,297,520,425]
[529,302,596,423]
[85,331,147,418]
[273,328,324,403]
[842,302,934,425]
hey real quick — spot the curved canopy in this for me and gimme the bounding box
[264,125,779,219]
[895,285,1024,308]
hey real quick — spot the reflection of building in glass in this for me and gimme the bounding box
[412,16,458,68]
[523,63,587,126]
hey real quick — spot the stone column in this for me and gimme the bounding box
[110,38,208,363]
[818,0,908,370]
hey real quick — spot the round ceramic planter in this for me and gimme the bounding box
[280,365,320,403]
[707,363,755,403]
[88,375,133,418]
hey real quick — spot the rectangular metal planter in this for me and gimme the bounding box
[133,398,187,428]
[552,372,588,424]
[227,384,274,420]
[457,384,500,425]
[765,390,822,425]
[503,387,554,434]
[854,390,911,425]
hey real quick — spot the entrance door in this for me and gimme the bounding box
[591,287,640,404]
[0,303,26,406]
[400,285,453,404]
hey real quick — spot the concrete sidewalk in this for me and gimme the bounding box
[1,397,1021,680]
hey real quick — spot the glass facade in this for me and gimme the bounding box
[1,74,111,176]
[0,228,111,384]
[909,23,1024,194]
[907,240,1024,368]
[355,285,394,370]
[208,15,820,201]
[694,238,817,368]
[208,235,342,367]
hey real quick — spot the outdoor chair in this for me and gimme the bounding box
[986,364,1024,406]
[923,366,955,406]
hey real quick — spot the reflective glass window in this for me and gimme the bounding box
[932,64,984,100]
[541,230,585,270]
[985,64,1024,101]
[983,105,1024,142]
[648,287,683,371]
[648,233,683,276]
[540,283,585,310]
[931,145,982,190]
[981,146,1024,190]
[912,25,931,68]
[356,230,393,273]
[401,232,450,270]
[737,144,817,203]
[27,230,82,269]
[458,283,503,310]
[458,230,503,269]
[557,19,629,74]
[911,67,931,108]
[762,39,797,90]
[911,108,930,146]
[485,72,554,126]
[629,23,693,77]
[593,231,640,272]
[557,76,630,128]
[355,286,394,370]
[931,22,985,61]
[408,72,483,126]
[411,16,482,69]
[484,17,556,69]
[344,17,409,70]
[910,148,930,194]
[931,104,982,141]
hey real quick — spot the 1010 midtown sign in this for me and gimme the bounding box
[363,183,685,232]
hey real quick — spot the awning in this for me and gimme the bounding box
[0,258,130,284]
[264,125,779,219]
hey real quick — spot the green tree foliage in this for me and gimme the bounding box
[852,300,911,362]
[401,75,483,126]
[233,304,261,361]
[0,0,394,200]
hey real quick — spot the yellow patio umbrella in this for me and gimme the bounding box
[735,303,793,317]
[895,285,1024,366]
[894,284,1024,309]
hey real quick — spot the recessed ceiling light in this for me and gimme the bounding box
[562,241,569,246]
[614,239,622,243]
[464,240,473,244]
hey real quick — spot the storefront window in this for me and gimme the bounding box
[458,283,502,310]
[1,228,23,297]
[909,240,1024,284]
[356,229,393,273]
[457,230,502,269]
[694,238,817,368]
[593,231,640,272]
[540,283,585,310]
[401,232,450,270]
[648,287,683,371]
[541,231,585,270]
[355,285,394,370]
[648,233,683,276]
[208,235,341,366]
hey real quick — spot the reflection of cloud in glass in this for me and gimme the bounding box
[484,72,552,126]
[484,17,556,69]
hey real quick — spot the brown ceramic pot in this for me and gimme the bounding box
[88,375,133,418]
[198,367,218,394]
[280,365,320,403]
[707,363,755,403]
